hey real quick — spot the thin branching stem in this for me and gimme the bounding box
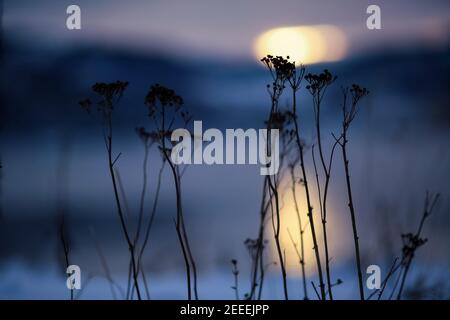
[338,87,368,300]
[396,192,440,299]
[105,130,142,300]
[248,178,269,300]
[289,163,309,299]
[292,85,326,300]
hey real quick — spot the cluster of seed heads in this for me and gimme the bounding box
[92,81,129,99]
[145,84,183,110]
[350,84,369,104]
[305,69,336,94]
[79,81,129,114]
[261,55,295,80]
[145,84,191,124]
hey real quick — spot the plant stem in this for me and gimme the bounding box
[166,156,192,300]
[292,89,326,300]
[136,160,165,299]
[265,95,288,300]
[289,165,308,299]
[396,192,439,299]
[105,126,142,300]
[177,172,199,300]
[134,142,149,247]
[249,178,269,300]
[311,87,336,300]
[311,146,333,300]
[268,174,288,300]
[341,129,364,300]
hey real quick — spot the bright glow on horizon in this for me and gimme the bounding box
[254,25,348,65]
[267,177,322,277]
[267,173,347,279]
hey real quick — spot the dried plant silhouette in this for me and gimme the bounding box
[335,85,369,300]
[396,192,440,299]
[287,60,327,300]
[245,179,270,300]
[367,192,441,300]
[305,70,340,299]
[80,81,142,299]
[74,54,442,300]
[144,84,199,300]
[230,259,240,300]
[260,55,296,300]
[132,127,165,299]
[288,159,309,300]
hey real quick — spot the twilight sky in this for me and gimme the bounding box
[3,0,450,61]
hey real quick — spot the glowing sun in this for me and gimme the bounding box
[254,25,347,65]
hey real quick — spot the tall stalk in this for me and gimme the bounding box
[268,169,288,299]
[267,117,292,300]
[137,157,166,299]
[260,55,295,300]
[134,128,153,249]
[311,140,341,299]
[80,81,142,300]
[105,122,142,300]
[145,84,198,300]
[396,192,440,299]
[342,130,364,300]
[288,162,308,299]
[337,85,369,300]
[133,127,165,299]
[166,157,194,299]
[305,70,337,299]
[247,178,269,300]
[288,66,326,300]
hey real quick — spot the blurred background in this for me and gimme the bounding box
[0,0,449,299]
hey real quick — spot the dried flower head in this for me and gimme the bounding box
[145,84,191,126]
[305,69,337,95]
[342,83,369,128]
[145,84,183,114]
[231,259,239,276]
[143,84,192,160]
[261,55,295,81]
[79,81,129,117]
[261,55,297,114]
[350,84,369,104]
[92,81,129,100]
